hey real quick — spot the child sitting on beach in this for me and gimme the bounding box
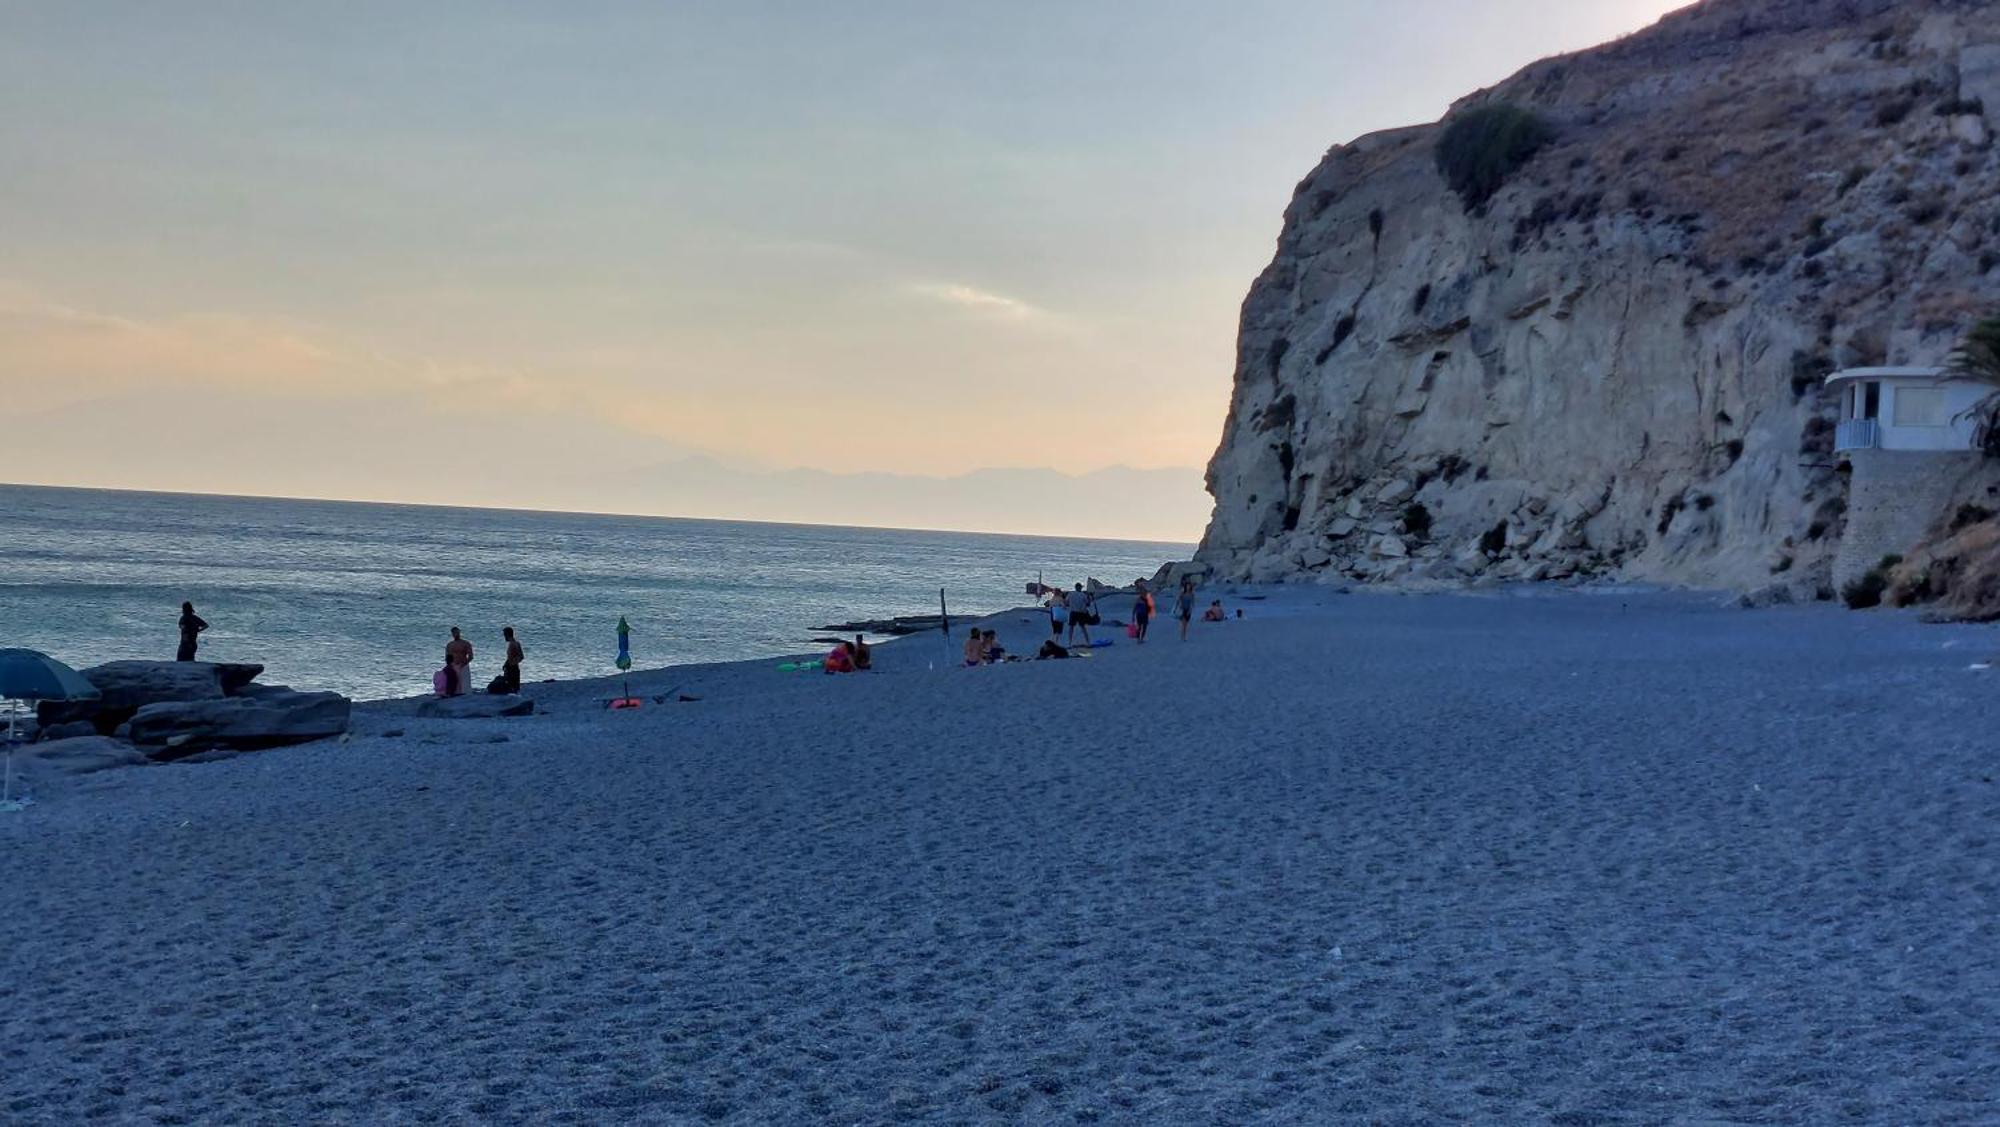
[824,641,857,674]
[963,631,986,667]
[1202,600,1226,622]
[981,629,1006,663]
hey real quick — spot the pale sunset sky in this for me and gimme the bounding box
[0,1,1686,540]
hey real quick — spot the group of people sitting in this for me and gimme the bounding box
[968,629,1080,665]
[822,635,873,674]
[963,629,1007,666]
[817,577,1236,677]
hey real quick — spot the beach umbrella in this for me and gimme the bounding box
[611,616,638,709]
[0,649,100,706]
[0,648,100,808]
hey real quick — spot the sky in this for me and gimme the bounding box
[0,0,1687,541]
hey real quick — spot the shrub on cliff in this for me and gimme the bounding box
[1435,104,1553,211]
[1401,503,1433,539]
[1842,555,1903,609]
[1948,316,2000,457]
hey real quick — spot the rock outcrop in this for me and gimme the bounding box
[129,690,352,760]
[20,662,353,781]
[37,660,264,731]
[8,736,151,783]
[1198,0,2000,592]
[5,735,151,799]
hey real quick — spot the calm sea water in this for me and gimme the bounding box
[0,485,1190,701]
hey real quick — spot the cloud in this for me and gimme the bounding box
[910,281,1045,321]
[0,290,338,394]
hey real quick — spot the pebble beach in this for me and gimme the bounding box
[4,588,1996,1123]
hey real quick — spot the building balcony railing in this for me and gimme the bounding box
[1835,418,1880,452]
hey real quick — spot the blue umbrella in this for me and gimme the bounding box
[0,649,101,705]
[0,649,97,809]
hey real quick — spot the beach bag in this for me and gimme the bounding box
[485,674,511,695]
[1126,622,1139,639]
[432,668,451,695]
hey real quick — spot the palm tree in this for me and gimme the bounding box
[1949,316,2000,457]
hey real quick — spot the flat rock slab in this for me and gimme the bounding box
[8,735,150,777]
[415,695,536,719]
[37,660,266,729]
[130,691,351,760]
[5,735,151,796]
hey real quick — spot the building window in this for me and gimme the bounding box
[1893,386,1946,427]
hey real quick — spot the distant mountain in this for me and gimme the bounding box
[586,458,1207,543]
[0,391,1208,543]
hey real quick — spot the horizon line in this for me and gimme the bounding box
[0,480,1202,550]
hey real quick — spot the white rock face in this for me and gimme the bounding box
[1196,0,2000,592]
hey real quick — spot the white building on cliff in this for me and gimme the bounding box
[1827,366,1991,590]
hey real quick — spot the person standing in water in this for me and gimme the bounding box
[176,602,208,662]
[501,626,525,694]
[1175,576,1197,642]
[445,627,474,697]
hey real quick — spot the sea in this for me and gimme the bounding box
[0,485,1191,701]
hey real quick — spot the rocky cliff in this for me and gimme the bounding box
[1197,0,2000,593]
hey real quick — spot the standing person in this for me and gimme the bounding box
[1131,582,1153,643]
[1067,583,1094,646]
[444,627,474,697]
[1175,576,1197,641]
[176,602,208,662]
[1048,587,1069,637]
[501,626,525,694]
